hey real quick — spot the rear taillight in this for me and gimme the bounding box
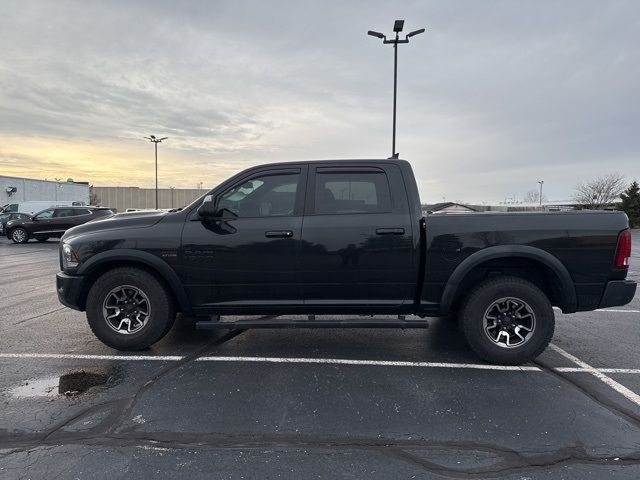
[614,229,632,269]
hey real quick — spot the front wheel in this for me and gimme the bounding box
[458,276,555,365]
[10,228,29,244]
[86,267,176,350]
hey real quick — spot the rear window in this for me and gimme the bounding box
[92,209,114,217]
[314,170,391,214]
[54,208,80,217]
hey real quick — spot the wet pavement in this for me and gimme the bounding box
[0,231,639,479]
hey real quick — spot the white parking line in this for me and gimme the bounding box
[1,352,640,382]
[555,367,640,374]
[595,309,640,313]
[0,353,183,361]
[549,343,640,407]
[552,307,639,313]
[195,356,541,371]
[0,353,538,370]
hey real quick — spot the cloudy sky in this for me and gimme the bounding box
[0,0,638,203]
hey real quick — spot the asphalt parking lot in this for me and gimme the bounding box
[0,231,639,479]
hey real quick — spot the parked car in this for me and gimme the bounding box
[0,212,31,236]
[5,206,114,243]
[1,201,87,216]
[56,159,636,364]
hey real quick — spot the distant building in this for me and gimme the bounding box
[0,175,89,207]
[92,186,204,212]
[423,202,478,215]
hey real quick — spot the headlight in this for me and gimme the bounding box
[62,243,80,269]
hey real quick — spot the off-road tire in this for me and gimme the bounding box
[458,276,555,365]
[86,267,176,350]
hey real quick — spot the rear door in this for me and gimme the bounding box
[53,208,88,233]
[300,163,415,308]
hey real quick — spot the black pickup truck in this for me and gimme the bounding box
[56,159,636,364]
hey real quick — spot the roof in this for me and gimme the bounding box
[250,158,411,169]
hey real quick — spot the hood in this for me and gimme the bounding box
[5,217,32,228]
[63,210,167,239]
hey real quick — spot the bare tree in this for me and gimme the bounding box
[572,173,626,209]
[523,189,547,204]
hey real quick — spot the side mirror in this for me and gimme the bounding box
[197,195,219,218]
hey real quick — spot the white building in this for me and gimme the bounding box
[0,175,90,208]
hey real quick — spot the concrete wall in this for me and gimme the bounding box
[0,176,90,207]
[93,187,204,212]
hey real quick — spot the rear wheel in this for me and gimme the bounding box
[458,276,555,365]
[86,267,176,350]
[10,228,29,244]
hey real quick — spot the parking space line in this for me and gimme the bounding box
[195,356,541,371]
[2,352,640,377]
[549,343,640,406]
[0,353,184,361]
[556,367,640,374]
[553,307,639,314]
[595,309,640,313]
[0,352,539,370]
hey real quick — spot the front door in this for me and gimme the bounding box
[31,209,59,236]
[179,166,307,312]
[300,164,415,309]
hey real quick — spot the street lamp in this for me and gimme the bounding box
[368,20,425,158]
[144,135,168,209]
[537,180,544,207]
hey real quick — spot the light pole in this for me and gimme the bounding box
[144,135,168,209]
[368,20,425,159]
[537,180,544,207]
[169,186,175,208]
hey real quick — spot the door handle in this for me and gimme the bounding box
[375,228,405,235]
[265,230,294,238]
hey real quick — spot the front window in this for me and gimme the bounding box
[35,209,54,220]
[217,172,300,217]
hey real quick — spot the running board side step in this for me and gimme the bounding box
[196,318,428,330]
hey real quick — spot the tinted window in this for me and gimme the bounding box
[314,171,391,214]
[92,209,113,217]
[54,208,79,218]
[0,213,10,221]
[35,210,54,219]
[218,172,300,217]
